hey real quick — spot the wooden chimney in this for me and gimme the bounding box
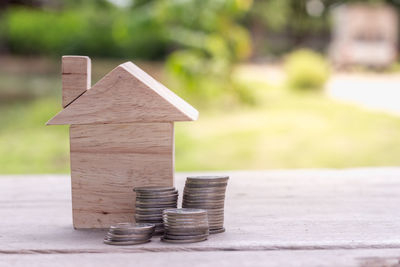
[62,56,91,107]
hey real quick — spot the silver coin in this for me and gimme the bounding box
[184,184,227,189]
[106,232,153,238]
[163,208,207,215]
[136,202,176,205]
[181,205,224,210]
[165,228,209,234]
[136,194,179,199]
[164,229,209,235]
[163,214,208,219]
[135,189,178,194]
[183,193,226,198]
[205,212,225,217]
[164,233,209,240]
[204,208,225,212]
[104,238,151,245]
[136,203,177,208]
[185,180,228,186]
[165,231,209,237]
[209,227,226,234]
[184,192,225,197]
[135,219,163,224]
[164,220,208,224]
[186,175,229,182]
[137,196,178,202]
[182,203,225,209]
[164,222,209,227]
[164,225,209,230]
[207,219,225,224]
[185,180,227,185]
[136,201,177,205]
[185,184,227,189]
[105,234,152,242]
[135,213,163,217]
[109,229,154,235]
[182,199,225,204]
[164,219,208,224]
[163,213,208,219]
[183,195,226,200]
[135,213,163,218]
[135,207,167,213]
[183,189,227,194]
[182,200,224,205]
[109,223,155,233]
[163,217,208,224]
[134,186,176,192]
[164,227,209,233]
[208,218,224,222]
[208,223,224,228]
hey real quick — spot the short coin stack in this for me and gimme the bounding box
[161,208,209,243]
[104,222,155,245]
[182,176,229,234]
[133,186,178,234]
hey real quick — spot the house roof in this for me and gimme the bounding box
[47,62,199,125]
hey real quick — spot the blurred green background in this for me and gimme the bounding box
[1,0,400,173]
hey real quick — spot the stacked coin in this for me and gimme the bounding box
[104,222,155,245]
[133,186,178,234]
[182,176,229,234]
[161,208,209,243]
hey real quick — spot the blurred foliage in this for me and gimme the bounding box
[3,6,167,59]
[284,49,330,90]
[1,0,255,106]
[159,0,254,107]
[251,0,327,33]
[2,0,399,105]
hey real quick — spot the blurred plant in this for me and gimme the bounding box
[155,0,255,107]
[284,49,330,90]
[2,0,255,106]
[3,6,167,59]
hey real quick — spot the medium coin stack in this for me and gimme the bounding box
[104,222,155,245]
[133,186,178,234]
[182,176,229,234]
[161,208,209,243]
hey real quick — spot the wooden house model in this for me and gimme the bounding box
[47,56,198,229]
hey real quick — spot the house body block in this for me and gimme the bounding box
[48,56,198,229]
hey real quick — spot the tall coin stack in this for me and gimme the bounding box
[182,176,229,234]
[162,208,209,243]
[133,186,178,234]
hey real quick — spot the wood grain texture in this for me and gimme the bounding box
[2,250,400,267]
[47,62,198,125]
[69,123,174,229]
[62,56,91,108]
[1,168,400,256]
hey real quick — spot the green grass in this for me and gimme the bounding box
[175,85,400,170]
[1,59,400,173]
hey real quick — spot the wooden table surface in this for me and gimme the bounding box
[1,168,400,266]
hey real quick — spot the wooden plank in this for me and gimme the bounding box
[47,62,198,125]
[1,249,400,267]
[0,168,400,253]
[62,56,91,108]
[69,123,174,229]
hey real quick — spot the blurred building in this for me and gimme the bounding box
[330,4,398,69]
